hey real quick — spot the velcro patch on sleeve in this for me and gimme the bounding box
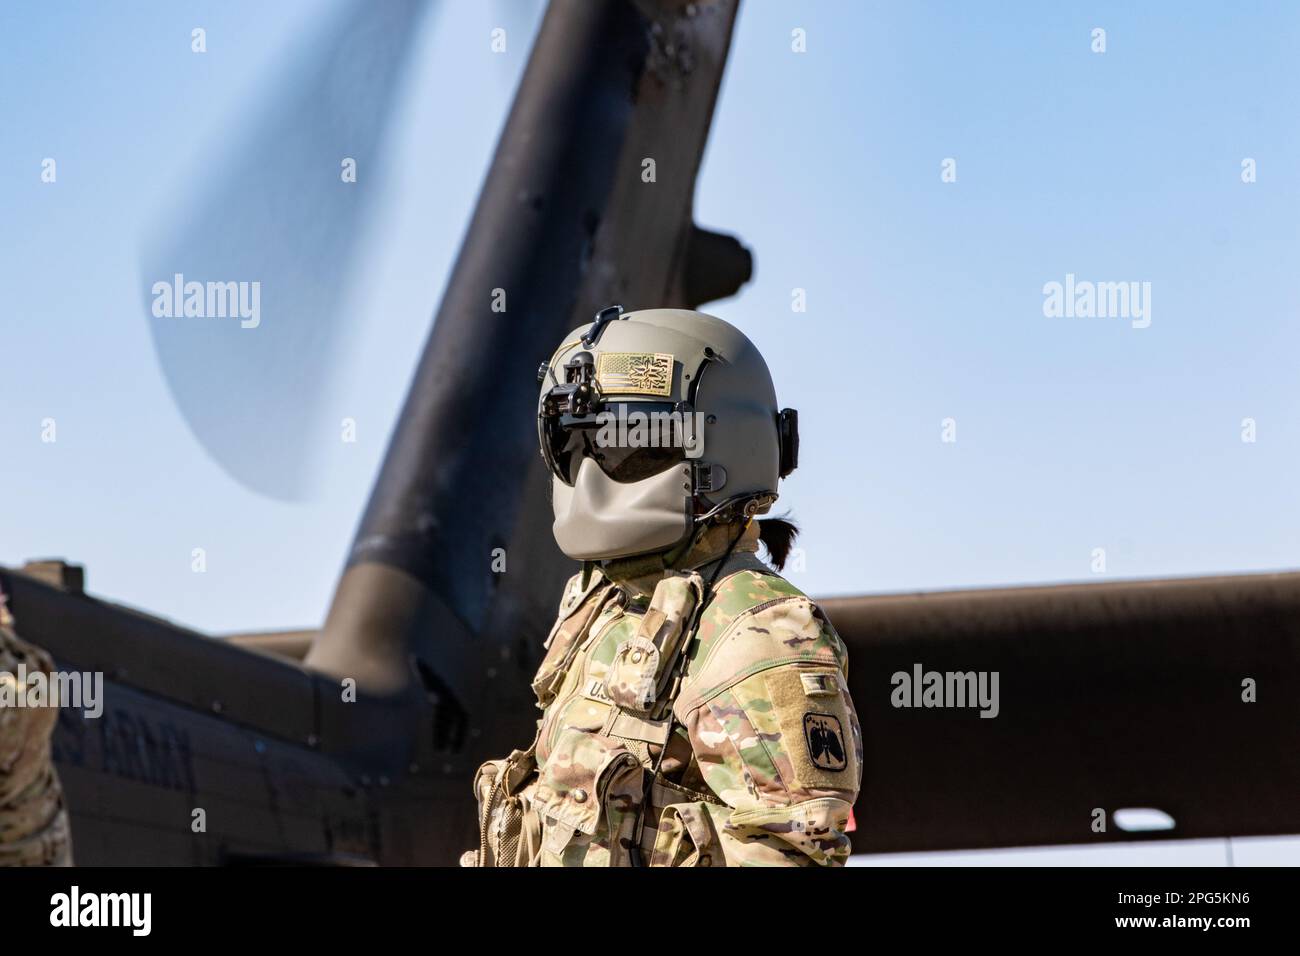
[799,671,838,697]
[763,666,857,792]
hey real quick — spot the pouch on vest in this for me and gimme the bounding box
[648,800,722,867]
[603,572,703,712]
[534,727,645,866]
[530,577,611,707]
[469,743,542,867]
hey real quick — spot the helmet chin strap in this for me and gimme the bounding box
[695,489,778,525]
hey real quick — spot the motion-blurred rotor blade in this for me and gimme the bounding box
[140,0,432,500]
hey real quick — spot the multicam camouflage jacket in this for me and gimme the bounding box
[468,528,862,867]
[0,597,74,866]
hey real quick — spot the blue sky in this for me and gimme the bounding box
[3,0,1299,635]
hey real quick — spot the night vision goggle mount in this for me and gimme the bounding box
[536,304,627,419]
[540,349,604,423]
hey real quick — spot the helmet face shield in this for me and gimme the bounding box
[551,458,692,560]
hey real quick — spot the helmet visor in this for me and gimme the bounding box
[541,402,689,486]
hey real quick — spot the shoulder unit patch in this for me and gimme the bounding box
[803,713,847,771]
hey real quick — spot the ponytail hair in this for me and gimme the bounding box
[757,516,799,571]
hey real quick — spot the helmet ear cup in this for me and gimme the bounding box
[777,408,799,478]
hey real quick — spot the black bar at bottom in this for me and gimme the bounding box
[0,865,1288,940]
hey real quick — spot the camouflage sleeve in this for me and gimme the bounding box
[0,622,74,866]
[676,597,862,867]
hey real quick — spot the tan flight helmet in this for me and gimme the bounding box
[537,306,799,561]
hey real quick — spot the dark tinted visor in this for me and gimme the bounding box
[541,402,689,486]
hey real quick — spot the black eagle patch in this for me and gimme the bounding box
[803,713,847,771]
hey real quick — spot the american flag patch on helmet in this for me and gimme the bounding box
[595,352,674,396]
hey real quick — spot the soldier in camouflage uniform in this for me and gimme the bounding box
[466,307,861,867]
[0,586,73,866]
